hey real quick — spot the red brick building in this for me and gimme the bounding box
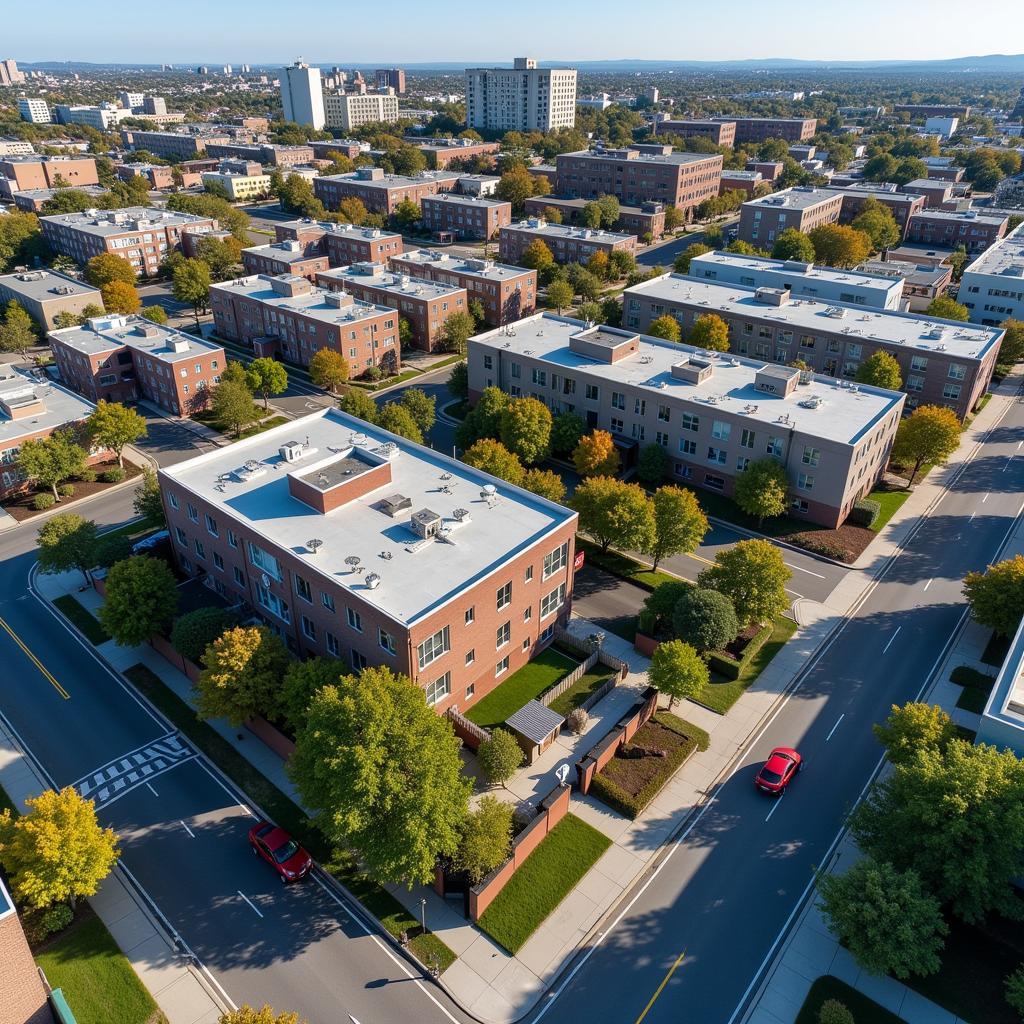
[413,138,501,170]
[905,208,1008,254]
[272,219,404,266]
[523,195,666,239]
[0,154,98,191]
[719,117,817,143]
[655,119,736,148]
[499,219,637,265]
[0,879,51,1024]
[420,194,512,240]
[241,240,331,281]
[313,167,461,216]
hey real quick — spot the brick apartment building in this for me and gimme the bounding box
[389,249,537,325]
[523,195,666,239]
[273,219,404,266]
[747,160,785,182]
[420,194,512,240]
[205,142,315,168]
[241,239,331,281]
[719,170,766,197]
[309,139,366,161]
[41,207,219,276]
[716,116,817,144]
[314,167,461,217]
[855,257,953,312]
[315,263,468,352]
[554,146,722,219]
[737,188,846,246]
[905,209,1008,254]
[210,274,400,374]
[11,186,107,212]
[49,314,225,415]
[499,219,637,265]
[157,407,577,715]
[621,273,1003,420]
[120,129,231,160]
[413,138,501,170]
[0,268,101,329]
[836,185,926,236]
[0,154,98,191]
[0,878,51,1024]
[116,162,175,190]
[469,313,904,528]
[655,119,737,148]
[900,178,956,209]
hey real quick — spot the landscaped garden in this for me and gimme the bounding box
[547,660,616,718]
[1,459,142,523]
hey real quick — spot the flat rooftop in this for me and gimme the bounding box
[0,367,97,445]
[561,147,720,167]
[911,208,1008,226]
[0,268,99,301]
[963,223,1024,278]
[626,273,1003,361]
[744,187,841,211]
[422,193,510,208]
[214,275,396,324]
[392,249,533,280]
[316,169,460,190]
[40,206,214,237]
[278,218,400,241]
[526,195,661,215]
[318,264,465,299]
[855,259,951,287]
[721,170,763,180]
[49,314,224,363]
[979,615,1024,736]
[472,313,904,446]
[242,241,322,265]
[503,220,635,244]
[160,407,575,625]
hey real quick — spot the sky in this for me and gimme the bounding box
[8,0,1024,65]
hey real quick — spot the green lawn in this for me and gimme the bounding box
[465,646,581,730]
[348,368,423,391]
[868,487,912,533]
[192,410,290,440]
[36,912,164,1024]
[547,663,616,718]
[576,538,680,592]
[477,814,611,953]
[695,616,799,714]
[795,976,905,1024]
[53,594,110,645]
[97,519,161,546]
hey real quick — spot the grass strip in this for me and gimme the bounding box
[576,538,680,592]
[465,646,580,730]
[868,487,912,534]
[53,594,110,645]
[548,663,616,718]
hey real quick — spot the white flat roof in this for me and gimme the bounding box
[0,269,99,302]
[40,206,213,237]
[160,407,575,625]
[422,193,510,208]
[278,218,400,241]
[561,147,719,167]
[242,242,321,264]
[503,220,635,244]
[473,313,903,446]
[213,275,396,324]
[626,273,1003,362]
[963,222,1024,278]
[317,170,460,190]
[744,187,842,211]
[0,368,96,446]
[911,208,1007,227]
[49,314,224,364]
[392,249,533,281]
[318,264,464,300]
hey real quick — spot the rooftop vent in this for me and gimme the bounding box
[410,508,442,539]
[279,440,308,463]
[380,493,412,517]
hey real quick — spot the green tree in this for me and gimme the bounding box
[211,379,260,439]
[477,728,525,788]
[218,1005,303,1024]
[964,555,1024,637]
[572,429,621,477]
[572,477,655,555]
[547,279,574,314]
[809,224,873,268]
[819,857,947,979]
[195,236,242,282]
[392,197,421,230]
[673,242,711,274]
[771,228,817,262]
[851,197,901,251]
[688,313,730,352]
[84,252,135,288]
[948,245,969,283]
[338,388,378,423]
[647,315,682,342]
[644,485,709,571]
[172,258,212,327]
[140,305,168,325]
[1005,966,1024,1019]
[856,351,903,390]
[891,404,962,486]
[863,153,898,182]
[308,348,349,395]
[441,310,476,354]
[609,249,635,280]
[672,588,739,652]
[0,212,47,274]
[447,361,469,400]
[636,443,669,487]
[86,399,146,467]
[36,513,99,584]
[925,295,970,322]
[580,202,603,230]
[999,319,1024,364]
[170,607,239,665]
[734,459,790,526]
[454,795,512,884]
[697,538,791,626]
[246,357,288,411]
[398,316,414,349]
[281,657,344,734]
[494,165,534,214]
[550,411,585,456]
[195,625,291,726]
[874,701,957,767]
[337,197,368,225]
[52,310,82,329]
[0,787,119,911]
[375,402,424,443]
[893,157,929,186]
[818,1000,854,1024]
[399,388,436,434]
[0,299,38,355]
[522,468,567,503]
[290,667,472,885]
[462,438,526,485]
[17,430,87,501]
[519,239,555,272]
[98,555,179,646]
[499,396,552,465]
[648,639,708,710]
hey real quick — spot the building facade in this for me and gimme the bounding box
[0,269,101,329]
[375,69,407,94]
[201,170,272,201]
[718,117,817,144]
[17,98,50,124]
[313,167,460,216]
[959,223,1024,325]
[738,187,845,246]
[241,240,331,281]
[420,194,512,240]
[655,119,737,148]
[905,209,1008,254]
[414,138,501,170]
[324,92,400,130]
[120,128,231,160]
[281,61,326,130]
[0,155,98,191]
[465,58,578,132]
[499,219,637,265]
[273,219,404,266]
[523,195,666,239]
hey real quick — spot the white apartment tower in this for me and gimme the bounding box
[18,98,51,124]
[280,60,325,130]
[465,57,577,132]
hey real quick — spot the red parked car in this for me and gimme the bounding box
[755,747,802,795]
[248,821,312,883]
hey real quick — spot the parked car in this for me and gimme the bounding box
[754,747,802,795]
[248,821,312,882]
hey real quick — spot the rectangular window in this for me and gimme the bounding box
[168,493,179,511]
[351,649,368,672]
[631,423,646,441]
[175,526,187,547]
[417,625,449,669]
[802,446,821,467]
[906,374,924,392]
[301,615,316,641]
[707,446,727,465]
[496,621,510,648]
[495,656,510,677]
[465,606,475,625]
[187,502,198,523]
[679,438,697,456]
[233,565,245,587]
[295,575,312,603]
[204,513,218,536]
[194,539,205,559]
[611,391,625,410]
[524,606,532,622]
[496,581,512,610]
[347,607,362,632]
[213,551,224,570]
[248,542,282,581]
[256,585,290,623]
[378,628,396,656]
[531,368,547,386]
[948,364,966,380]
[736,456,750,472]
[585,384,600,401]
[942,382,962,400]
[681,413,699,432]
[703,473,726,491]
[322,592,335,612]
[712,420,731,441]
[326,631,340,657]
[540,583,566,619]
[766,436,783,458]
[797,472,814,491]
[634,398,646,416]
[465,649,475,666]
[610,417,624,434]
[740,429,755,450]
[227,529,238,549]
[657,404,670,423]
[911,356,928,372]
[525,565,534,583]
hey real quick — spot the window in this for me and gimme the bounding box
[712,420,731,441]
[295,575,312,603]
[213,551,224,571]
[634,398,646,416]
[204,514,218,536]
[465,649,475,666]
[326,631,340,657]
[194,539,205,559]
[792,499,809,515]
[483,354,493,370]
[656,431,670,448]
[611,391,625,410]
[167,493,179,511]
[631,423,646,441]
[585,384,600,401]
[943,382,962,400]
[910,355,928,372]
[797,472,814,491]
[256,585,290,623]
[657,404,670,423]
[704,473,725,491]
[801,446,820,467]
[378,628,396,655]
[233,566,245,587]
[227,529,238,549]
[531,368,547,386]
[541,583,566,618]
[417,626,449,669]
[681,413,699,432]
[906,374,924,392]
[301,615,316,641]
[736,456,750,472]
[740,428,755,449]
[766,436,783,458]
[948,363,966,380]
[466,684,475,700]
[496,581,512,610]
[523,605,532,622]
[465,606,475,625]
[347,607,363,632]
[186,502,198,523]
[800,335,815,350]
[495,656,510,677]
[248,542,282,581]
[351,649,368,672]
[322,592,335,612]
[496,621,510,648]
[707,446,727,465]
[610,417,624,434]
[175,526,187,547]
[525,565,534,582]
[679,438,697,456]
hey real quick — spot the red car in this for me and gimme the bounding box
[755,747,802,795]
[248,821,312,883]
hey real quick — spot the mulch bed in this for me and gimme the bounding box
[1,461,141,523]
[786,522,875,563]
[600,718,690,799]
[721,623,761,660]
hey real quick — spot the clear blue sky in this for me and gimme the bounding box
[10,0,1024,64]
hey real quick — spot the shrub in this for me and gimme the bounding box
[793,536,852,562]
[38,903,74,940]
[58,483,76,498]
[671,588,739,653]
[170,607,240,665]
[1005,965,1024,1018]
[706,622,773,680]
[566,707,589,735]
[77,468,97,483]
[818,1000,854,1024]
[33,493,56,511]
[849,498,881,528]
[101,467,125,483]
[478,728,524,787]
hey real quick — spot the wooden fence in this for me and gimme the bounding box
[539,649,600,707]
[447,707,491,752]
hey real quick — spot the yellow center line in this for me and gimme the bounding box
[0,616,70,700]
[686,552,715,566]
[634,947,688,1024]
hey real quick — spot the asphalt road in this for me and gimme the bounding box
[637,216,740,268]
[526,389,1024,1024]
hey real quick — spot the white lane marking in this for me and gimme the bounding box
[1018,441,1023,450]
[785,588,806,600]
[1005,457,1014,473]
[764,793,785,823]
[826,714,845,742]
[982,492,990,503]
[145,782,159,797]
[237,891,263,918]
[180,820,195,838]
[923,578,933,592]
[882,626,902,654]
[969,511,976,522]
[784,562,826,579]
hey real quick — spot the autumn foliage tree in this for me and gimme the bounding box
[891,404,962,486]
[697,538,791,627]
[687,313,731,352]
[572,429,620,477]
[963,555,1024,637]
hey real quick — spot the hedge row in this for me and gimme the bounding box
[707,622,773,681]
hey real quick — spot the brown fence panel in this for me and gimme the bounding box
[447,708,491,752]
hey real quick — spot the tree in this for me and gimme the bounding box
[697,538,791,626]
[609,249,635,280]
[140,305,168,325]
[817,1000,854,1024]
[398,316,414,350]
[308,348,349,394]
[519,239,555,272]
[0,299,37,356]
[495,165,534,213]
[647,315,682,342]
[447,361,469,400]
[948,245,969,283]
[195,625,291,726]
[0,211,46,274]
[547,279,574,314]
[597,195,621,229]
[84,252,135,288]
[468,298,486,328]
[477,728,524,788]
[550,411,585,457]
[281,657,344,734]
[644,485,709,571]
[375,402,424,443]
[856,351,903,391]
[0,787,119,911]
[36,513,99,584]
[874,702,956,767]
[586,250,611,282]
[392,198,420,231]
[17,430,87,502]
[818,857,947,979]
[808,224,872,268]
[172,258,212,327]
[891,404,961,486]
[399,388,436,434]
[964,555,1024,637]
[522,468,567,503]
[98,555,179,646]
[290,667,472,885]
[52,310,82,330]
[338,388,378,424]
[673,242,711,275]
[218,1006,303,1024]
[925,295,970,322]
[572,477,655,555]
[440,310,476,354]
[999,319,1024,365]
[194,236,242,282]
[86,400,146,467]
[132,467,164,527]
[893,157,929,187]
[211,379,260,438]
[771,228,817,263]
[864,153,898,182]
[337,197,368,225]
[499,396,552,465]
[688,313,730,352]
[572,429,621,477]
[570,267,603,302]
[100,280,141,315]
[648,639,708,710]
[454,796,512,884]
[734,459,790,526]
[851,197,901,251]
[672,588,739,653]
[246,357,288,411]
[170,607,239,665]
[1006,966,1024,1020]
[462,439,526,486]
[636,443,669,487]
